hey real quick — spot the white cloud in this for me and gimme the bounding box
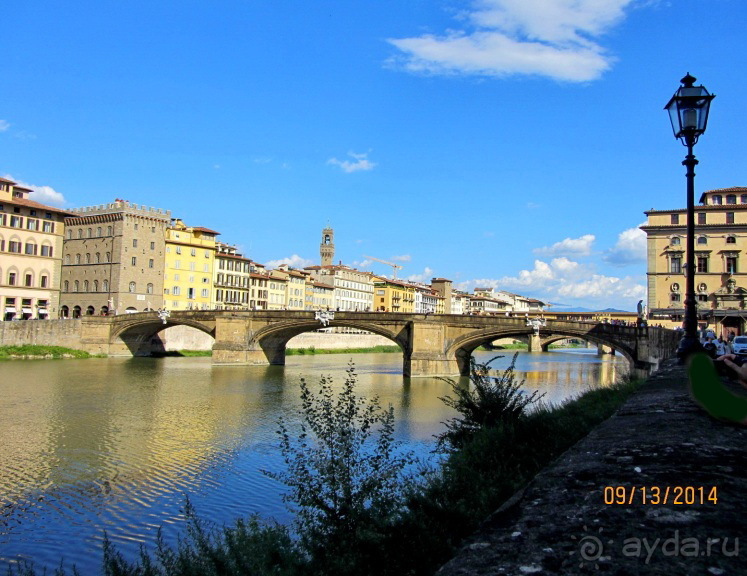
[327,151,376,173]
[353,259,374,269]
[466,256,645,309]
[534,234,595,257]
[388,0,635,82]
[265,254,315,269]
[3,175,66,207]
[0,120,9,132]
[603,223,647,267]
[407,267,434,283]
[392,254,412,262]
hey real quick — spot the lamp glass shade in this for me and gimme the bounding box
[664,79,714,140]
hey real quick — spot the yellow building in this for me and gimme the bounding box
[164,219,218,310]
[267,270,289,310]
[641,186,747,335]
[372,276,415,313]
[213,242,251,310]
[1,177,72,320]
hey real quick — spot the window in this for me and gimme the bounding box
[190,262,195,271]
[97,227,102,236]
[150,242,155,250]
[107,226,113,236]
[74,280,79,292]
[83,280,89,292]
[697,256,709,273]
[671,293,681,302]
[727,212,735,224]
[25,274,32,287]
[712,195,722,205]
[164,288,170,295]
[133,239,138,248]
[174,260,181,269]
[671,236,681,246]
[87,228,92,238]
[25,242,37,255]
[201,289,209,298]
[671,214,679,225]
[66,229,72,240]
[106,252,111,263]
[727,195,737,204]
[10,215,22,228]
[129,281,136,293]
[75,254,81,264]
[95,252,100,263]
[64,280,69,292]
[41,275,48,288]
[103,279,109,292]
[697,213,706,225]
[670,256,682,274]
[173,286,181,295]
[85,253,91,264]
[727,236,737,244]
[727,256,738,274]
[78,229,83,239]
[742,194,747,204]
[176,246,182,254]
[697,236,707,245]
[204,250,210,258]
[149,259,154,268]
[41,245,53,257]
[191,248,196,256]
[697,294,709,302]
[42,221,53,233]
[26,219,38,231]
[9,241,21,253]
[146,283,153,294]
[93,280,99,291]
[134,223,138,230]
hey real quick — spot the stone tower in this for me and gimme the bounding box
[321,227,335,267]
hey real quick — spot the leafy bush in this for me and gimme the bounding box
[437,353,544,452]
[265,363,417,575]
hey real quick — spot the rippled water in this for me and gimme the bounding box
[0,349,626,573]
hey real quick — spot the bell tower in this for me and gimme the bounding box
[321,226,334,267]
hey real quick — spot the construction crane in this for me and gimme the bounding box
[364,255,403,279]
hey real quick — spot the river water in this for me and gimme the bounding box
[0,348,626,573]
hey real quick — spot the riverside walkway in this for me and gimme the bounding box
[437,359,746,575]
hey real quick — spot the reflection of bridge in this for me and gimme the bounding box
[78,310,680,377]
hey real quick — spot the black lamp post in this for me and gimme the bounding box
[664,73,715,359]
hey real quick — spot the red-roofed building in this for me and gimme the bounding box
[1,178,73,320]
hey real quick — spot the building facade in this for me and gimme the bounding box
[163,220,218,311]
[641,186,747,335]
[60,201,170,317]
[0,178,71,320]
[213,242,252,310]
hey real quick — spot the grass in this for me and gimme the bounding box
[152,349,213,357]
[285,345,401,355]
[0,345,96,359]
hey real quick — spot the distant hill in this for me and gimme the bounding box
[549,306,633,314]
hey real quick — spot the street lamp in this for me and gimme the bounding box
[664,73,715,359]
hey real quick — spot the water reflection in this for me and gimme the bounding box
[0,348,625,573]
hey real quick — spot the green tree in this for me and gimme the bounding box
[265,364,416,575]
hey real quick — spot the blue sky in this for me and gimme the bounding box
[2,0,746,310]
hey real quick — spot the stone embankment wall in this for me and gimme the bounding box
[158,326,395,351]
[0,319,83,349]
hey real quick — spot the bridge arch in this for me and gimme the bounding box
[110,313,217,357]
[247,320,408,367]
[447,326,636,376]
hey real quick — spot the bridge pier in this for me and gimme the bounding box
[527,333,542,352]
[597,343,616,355]
[405,321,461,377]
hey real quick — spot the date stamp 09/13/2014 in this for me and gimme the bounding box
[603,485,718,506]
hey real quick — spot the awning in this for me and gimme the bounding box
[38,308,49,315]
[22,308,32,314]
[4,307,16,313]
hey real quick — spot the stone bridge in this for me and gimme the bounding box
[76,310,681,378]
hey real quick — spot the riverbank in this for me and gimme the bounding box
[437,358,747,575]
[0,345,97,360]
[286,345,400,355]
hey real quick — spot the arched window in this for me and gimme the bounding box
[106,252,111,263]
[129,281,136,293]
[103,279,109,292]
[87,228,92,238]
[95,252,101,263]
[64,280,69,292]
[146,283,153,294]
[75,254,81,264]
[671,236,681,246]
[65,254,71,265]
[727,195,737,204]
[74,280,80,292]
[107,226,113,236]
[727,236,737,244]
[741,194,747,204]
[97,227,102,236]
[86,306,95,316]
[94,280,99,292]
[66,229,72,239]
[697,236,708,245]
[85,253,91,264]
[83,280,89,291]
[78,229,83,239]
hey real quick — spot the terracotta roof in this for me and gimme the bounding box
[3,195,77,216]
[191,226,220,235]
[0,177,17,184]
